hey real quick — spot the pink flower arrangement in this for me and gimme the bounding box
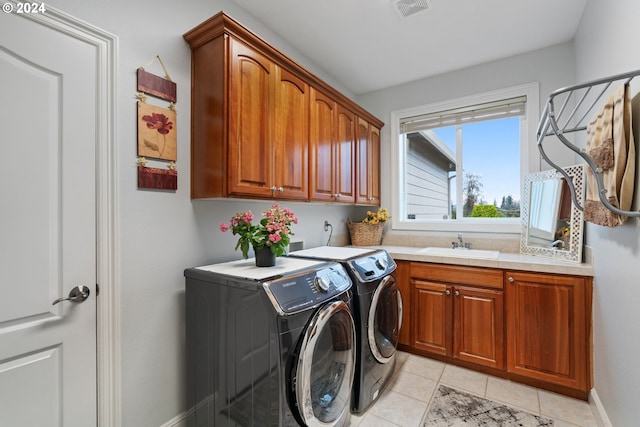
[220,203,298,258]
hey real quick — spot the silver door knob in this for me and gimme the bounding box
[52,285,90,306]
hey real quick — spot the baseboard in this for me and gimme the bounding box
[589,388,613,427]
[159,411,188,427]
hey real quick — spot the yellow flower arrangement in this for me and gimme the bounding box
[556,222,570,238]
[362,208,391,225]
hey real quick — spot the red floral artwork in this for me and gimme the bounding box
[142,112,173,135]
[137,102,177,161]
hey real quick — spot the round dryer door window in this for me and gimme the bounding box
[294,300,356,427]
[368,275,403,363]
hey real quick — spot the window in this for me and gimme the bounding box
[390,83,539,233]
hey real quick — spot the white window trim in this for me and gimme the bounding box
[389,82,539,234]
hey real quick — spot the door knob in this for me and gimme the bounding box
[52,285,91,306]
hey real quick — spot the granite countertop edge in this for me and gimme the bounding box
[362,245,595,277]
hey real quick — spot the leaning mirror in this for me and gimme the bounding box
[520,164,585,263]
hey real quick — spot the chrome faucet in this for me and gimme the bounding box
[550,239,565,249]
[451,233,471,250]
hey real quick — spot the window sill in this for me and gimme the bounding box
[391,218,521,234]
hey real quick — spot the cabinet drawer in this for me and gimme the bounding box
[410,263,503,289]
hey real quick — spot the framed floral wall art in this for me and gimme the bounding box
[137,102,177,161]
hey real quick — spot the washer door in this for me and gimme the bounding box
[368,275,403,363]
[294,300,356,427]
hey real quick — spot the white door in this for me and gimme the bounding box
[0,8,98,427]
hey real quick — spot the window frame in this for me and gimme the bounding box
[389,82,539,234]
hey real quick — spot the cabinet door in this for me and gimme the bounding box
[454,286,504,369]
[395,261,411,346]
[356,117,381,205]
[368,125,381,204]
[228,39,274,197]
[412,279,452,356]
[334,104,355,203]
[273,67,309,200]
[309,88,336,202]
[505,271,589,391]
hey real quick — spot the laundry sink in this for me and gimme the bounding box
[417,247,500,260]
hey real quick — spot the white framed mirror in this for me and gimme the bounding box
[520,164,585,263]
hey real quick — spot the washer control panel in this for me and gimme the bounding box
[264,262,352,315]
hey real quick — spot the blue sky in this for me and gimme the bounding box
[433,117,521,206]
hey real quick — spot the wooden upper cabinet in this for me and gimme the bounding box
[273,67,309,200]
[334,104,356,203]
[184,12,382,201]
[228,39,274,198]
[309,89,356,203]
[309,88,336,202]
[356,117,381,205]
[505,271,591,393]
[228,38,311,199]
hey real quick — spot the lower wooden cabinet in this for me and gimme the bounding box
[395,260,411,346]
[402,261,592,400]
[410,263,504,369]
[505,271,591,393]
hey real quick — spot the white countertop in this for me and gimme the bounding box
[360,245,594,276]
[196,257,326,281]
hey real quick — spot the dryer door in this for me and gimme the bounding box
[294,299,356,427]
[368,274,403,363]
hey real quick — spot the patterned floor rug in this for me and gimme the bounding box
[424,385,554,427]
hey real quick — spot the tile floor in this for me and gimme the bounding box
[349,351,599,427]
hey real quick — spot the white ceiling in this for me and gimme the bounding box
[230,0,587,95]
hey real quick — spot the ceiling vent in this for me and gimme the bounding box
[392,0,431,18]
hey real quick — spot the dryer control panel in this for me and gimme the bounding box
[347,250,397,283]
[263,262,352,315]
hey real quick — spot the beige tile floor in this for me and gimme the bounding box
[349,351,599,427]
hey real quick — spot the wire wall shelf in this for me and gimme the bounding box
[536,69,640,218]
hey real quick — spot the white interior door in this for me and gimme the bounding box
[0,9,98,427]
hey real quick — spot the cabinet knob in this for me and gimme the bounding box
[334,193,341,199]
[508,277,515,283]
[455,290,460,296]
[277,186,284,193]
[445,289,451,296]
[270,186,277,192]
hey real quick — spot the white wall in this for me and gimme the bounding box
[43,1,358,426]
[574,1,640,425]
